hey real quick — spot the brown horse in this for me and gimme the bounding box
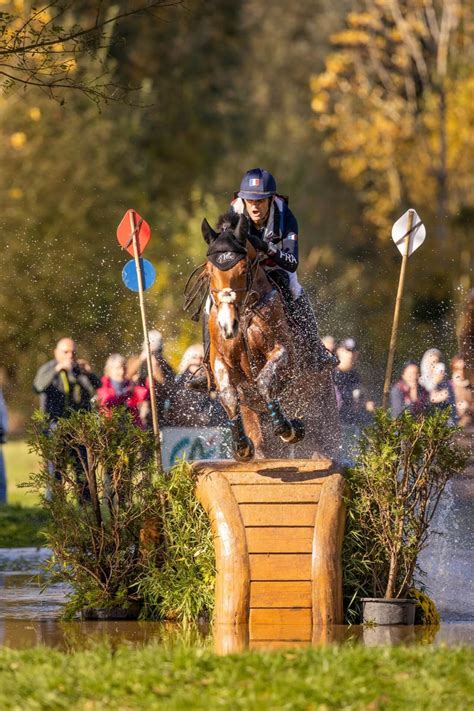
[201,213,341,461]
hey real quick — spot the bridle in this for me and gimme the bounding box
[210,253,261,317]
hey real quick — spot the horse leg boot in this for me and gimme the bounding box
[256,345,305,445]
[229,412,254,461]
[212,356,254,460]
[267,399,305,444]
[291,290,339,372]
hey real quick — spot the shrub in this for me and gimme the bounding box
[343,409,468,622]
[28,410,215,623]
[137,459,215,625]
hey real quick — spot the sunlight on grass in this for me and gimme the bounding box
[3,440,40,506]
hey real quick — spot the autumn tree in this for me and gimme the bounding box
[311,0,474,239]
[0,0,181,103]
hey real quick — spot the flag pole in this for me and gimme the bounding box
[128,210,162,469]
[382,209,415,410]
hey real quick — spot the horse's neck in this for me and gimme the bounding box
[253,265,273,295]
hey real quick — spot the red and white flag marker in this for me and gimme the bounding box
[116,209,162,468]
[382,209,426,410]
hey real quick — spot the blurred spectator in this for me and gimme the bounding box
[322,335,336,354]
[126,354,141,383]
[33,339,100,421]
[450,355,471,427]
[429,361,457,425]
[0,386,8,504]
[138,330,176,426]
[96,354,149,428]
[390,361,428,417]
[333,338,375,426]
[33,338,100,500]
[167,344,228,427]
[418,348,442,393]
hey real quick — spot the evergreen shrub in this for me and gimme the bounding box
[28,409,215,623]
[343,409,468,622]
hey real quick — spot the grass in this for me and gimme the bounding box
[1,440,45,548]
[0,644,472,710]
[3,439,41,506]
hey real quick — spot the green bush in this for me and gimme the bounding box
[28,410,215,623]
[343,409,468,622]
[29,409,164,617]
[137,460,215,625]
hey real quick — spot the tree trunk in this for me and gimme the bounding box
[435,84,449,242]
[385,550,398,599]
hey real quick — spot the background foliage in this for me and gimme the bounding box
[0,0,472,424]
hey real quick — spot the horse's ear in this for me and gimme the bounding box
[201,218,218,244]
[234,214,248,246]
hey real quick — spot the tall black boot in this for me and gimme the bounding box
[291,290,339,372]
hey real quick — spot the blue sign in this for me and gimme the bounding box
[122,258,156,292]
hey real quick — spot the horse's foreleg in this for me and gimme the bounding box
[213,356,254,461]
[256,345,305,445]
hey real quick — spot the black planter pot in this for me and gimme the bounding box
[361,598,417,625]
[80,603,141,621]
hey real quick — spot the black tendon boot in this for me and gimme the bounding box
[188,310,213,391]
[291,291,339,372]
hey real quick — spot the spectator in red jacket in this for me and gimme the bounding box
[96,354,149,428]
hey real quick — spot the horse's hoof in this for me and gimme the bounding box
[280,418,305,444]
[233,438,255,461]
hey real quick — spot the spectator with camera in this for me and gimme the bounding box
[33,338,101,500]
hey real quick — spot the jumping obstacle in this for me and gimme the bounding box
[193,459,348,650]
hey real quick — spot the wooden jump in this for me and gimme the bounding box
[193,459,348,650]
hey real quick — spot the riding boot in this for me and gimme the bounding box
[291,291,339,372]
[187,310,214,391]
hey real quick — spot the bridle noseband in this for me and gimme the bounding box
[210,253,260,317]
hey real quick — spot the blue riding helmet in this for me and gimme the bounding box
[237,168,277,200]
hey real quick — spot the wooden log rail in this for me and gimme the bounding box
[193,459,348,649]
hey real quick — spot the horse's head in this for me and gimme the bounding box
[202,213,255,340]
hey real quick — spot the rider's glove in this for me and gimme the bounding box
[248,234,269,254]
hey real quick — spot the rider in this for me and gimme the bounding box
[190,168,337,390]
[230,167,338,372]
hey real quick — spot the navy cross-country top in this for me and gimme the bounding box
[230,196,299,273]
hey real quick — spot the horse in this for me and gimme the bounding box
[199,212,341,462]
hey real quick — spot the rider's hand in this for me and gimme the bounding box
[248,234,268,254]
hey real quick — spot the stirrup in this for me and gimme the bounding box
[187,365,211,392]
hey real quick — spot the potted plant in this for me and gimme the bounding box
[343,408,468,626]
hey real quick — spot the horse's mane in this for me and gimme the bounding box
[217,212,239,233]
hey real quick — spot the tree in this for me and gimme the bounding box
[0,0,182,103]
[311,0,474,239]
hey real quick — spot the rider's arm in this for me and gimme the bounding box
[265,210,299,273]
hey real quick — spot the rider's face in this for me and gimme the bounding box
[244,198,271,226]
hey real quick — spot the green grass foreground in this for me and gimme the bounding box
[0,644,472,710]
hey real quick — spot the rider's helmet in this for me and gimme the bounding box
[237,168,277,200]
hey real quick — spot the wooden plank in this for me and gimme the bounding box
[192,458,333,477]
[312,473,348,626]
[231,483,321,504]
[195,471,250,627]
[225,469,332,486]
[249,608,312,641]
[246,527,314,553]
[240,503,317,527]
[250,581,312,608]
[249,553,312,581]
[250,640,311,650]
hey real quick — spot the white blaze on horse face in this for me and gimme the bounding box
[216,288,238,339]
